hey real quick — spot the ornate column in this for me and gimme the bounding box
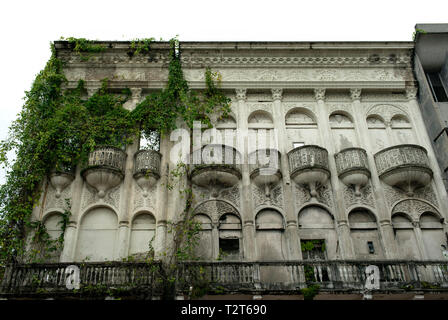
[212,222,220,259]
[314,88,353,259]
[235,88,256,261]
[115,137,140,259]
[60,165,85,262]
[154,131,171,258]
[271,88,301,259]
[406,87,448,218]
[350,89,398,259]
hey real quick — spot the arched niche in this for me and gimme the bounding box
[348,209,384,260]
[298,206,337,260]
[129,212,156,256]
[366,115,389,152]
[42,212,64,262]
[218,213,242,260]
[43,212,64,241]
[392,213,420,259]
[255,209,286,261]
[285,108,320,149]
[75,207,118,262]
[420,212,445,260]
[248,110,275,152]
[329,112,358,152]
[192,214,214,259]
[390,114,416,144]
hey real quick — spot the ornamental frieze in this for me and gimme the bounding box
[252,184,284,209]
[366,104,409,123]
[294,181,334,208]
[193,200,240,223]
[383,182,439,209]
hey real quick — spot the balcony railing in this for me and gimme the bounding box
[335,148,369,178]
[2,261,447,297]
[189,144,242,175]
[287,145,329,178]
[374,144,431,177]
[134,149,162,178]
[86,146,127,173]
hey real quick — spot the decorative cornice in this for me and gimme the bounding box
[271,88,283,101]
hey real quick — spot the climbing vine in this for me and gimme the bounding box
[0,37,231,269]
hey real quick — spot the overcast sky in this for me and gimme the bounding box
[1,0,447,183]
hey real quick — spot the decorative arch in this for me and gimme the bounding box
[366,114,386,127]
[216,114,237,129]
[255,208,286,261]
[42,211,64,241]
[285,107,317,125]
[366,104,409,124]
[297,202,335,221]
[75,206,118,262]
[392,212,421,260]
[129,211,156,256]
[255,208,285,230]
[248,110,273,124]
[193,199,240,224]
[391,199,441,221]
[329,111,355,124]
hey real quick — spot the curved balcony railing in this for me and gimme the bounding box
[189,144,242,188]
[85,146,127,173]
[287,145,329,178]
[249,149,282,178]
[335,148,370,179]
[374,144,432,193]
[134,149,162,179]
[189,144,242,176]
[81,146,127,198]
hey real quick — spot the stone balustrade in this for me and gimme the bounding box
[248,149,281,177]
[2,261,448,297]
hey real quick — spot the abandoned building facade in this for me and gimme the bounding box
[2,35,448,298]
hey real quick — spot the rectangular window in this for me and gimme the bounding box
[140,130,160,151]
[219,238,240,259]
[367,241,375,254]
[426,72,448,102]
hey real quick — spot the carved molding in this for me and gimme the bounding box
[392,199,439,219]
[235,88,247,101]
[314,88,326,101]
[366,104,409,123]
[343,181,375,209]
[193,200,240,224]
[294,181,334,208]
[350,89,362,101]
[252,183,284,210]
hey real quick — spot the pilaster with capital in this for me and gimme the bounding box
[314,88,354,259]
[235,88,256,260]
[350,88,398,259]
[271,88,301,259]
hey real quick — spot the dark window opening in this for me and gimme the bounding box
[219,238,239,258]
[426,72,448,102]
[367,241,375,254]
[301,239,326,260]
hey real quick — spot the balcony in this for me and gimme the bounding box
[1,261,447,297]
[249,149,282,196]
[335,148,371,196]
[133,150,162,197]
[189,144,242,193]
[374,145,433,195]
[81,146,127,198]
[287,145,330,198]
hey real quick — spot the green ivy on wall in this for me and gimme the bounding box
[0,37,230,266]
